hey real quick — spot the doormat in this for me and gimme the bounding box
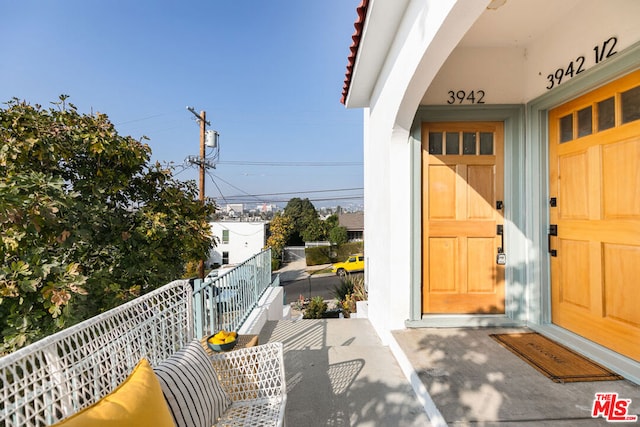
[490,332,623,383]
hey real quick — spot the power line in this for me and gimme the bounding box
[206,173,363,204]
[221,187,363,198]
[300,195,363,202]
[210,173,266,203]
[172,163,190,177]
[221,196,363,203]
[216,160,362,167]
[206,170,229,204]
[175,166,362,205]
[114,113,168,125]
[220,195,363,204]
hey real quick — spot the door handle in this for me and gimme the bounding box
[548,224,557,257]
[496,225,506,265]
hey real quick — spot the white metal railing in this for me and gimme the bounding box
[192,248,273,338]
[0,280,193,426]
[0,278,287,426]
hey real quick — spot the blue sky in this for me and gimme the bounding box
[0,1,363,209]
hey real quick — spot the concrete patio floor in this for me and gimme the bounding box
[259,318,431,426]
[261,319,640,426]
[267,262,639,425]
[392,327,640,426]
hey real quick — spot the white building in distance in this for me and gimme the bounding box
[224,204,244,217]
[207,221,269,267]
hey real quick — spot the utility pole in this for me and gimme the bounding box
[187,107,212,279]
[197,110,206,279]
[198,110,207,204]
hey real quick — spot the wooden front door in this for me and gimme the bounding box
[421,122,505,314]
[549,70,640,362]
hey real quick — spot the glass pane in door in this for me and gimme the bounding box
[429,132,443,154]
[621,85,640,124]
[577,106,592,138]
[446,133,459,154]
[597,97,615,131]
[463,132,476,154]
[479,132,493,155]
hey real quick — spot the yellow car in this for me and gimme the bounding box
[332,254,364,276]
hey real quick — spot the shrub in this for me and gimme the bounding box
[351,274,368,301]
[333,274,367,317]
[305,246,333,265]
[303,296,327,319]
[335,242,364,260]
[332,277,355,302]
[328,226,348,245]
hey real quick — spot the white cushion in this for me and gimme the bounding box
[154,339,231,427]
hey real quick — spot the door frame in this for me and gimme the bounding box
[407,105,526,327]
[526,40,640,383]
[421,121,506,315]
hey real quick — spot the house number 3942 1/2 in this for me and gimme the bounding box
[546,37,618,90]
[446,90,485,104]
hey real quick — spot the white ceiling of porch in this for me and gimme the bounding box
[459,0,582,48]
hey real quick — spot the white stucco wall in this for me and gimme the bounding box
[362,0,488,341]
[421,46,528,105]
[208,222,268,266]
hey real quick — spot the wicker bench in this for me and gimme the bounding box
[0,280,286,426]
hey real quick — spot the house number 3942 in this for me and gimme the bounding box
[546,37,618,90]
[446,90,485,104]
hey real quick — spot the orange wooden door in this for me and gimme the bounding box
[421,122,504,314]
[549,70,640,362]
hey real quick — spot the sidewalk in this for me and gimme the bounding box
[260,318,432,426]
[275,258,332,282]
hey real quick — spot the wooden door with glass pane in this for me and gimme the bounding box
[549,69,640,362]
[421,122,504,314]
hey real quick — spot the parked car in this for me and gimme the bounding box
[331,254,365,276]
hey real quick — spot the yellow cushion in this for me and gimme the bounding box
[53,358,175,427]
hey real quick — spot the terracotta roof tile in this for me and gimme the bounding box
[341,0,370,105]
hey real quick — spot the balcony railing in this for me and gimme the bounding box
[192,248,274,339]
[0,257,287,427]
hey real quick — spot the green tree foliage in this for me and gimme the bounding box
[300,217,326,242]
[322,214,348,245]
[328,225,349,246]
[280,201,351,245]
[324,214,339,229]
[0,97,216,353]
[283,198,319,245]
[265,212,293,260]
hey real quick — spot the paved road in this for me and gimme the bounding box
[281,275,339,304]
[280,273,364,304]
